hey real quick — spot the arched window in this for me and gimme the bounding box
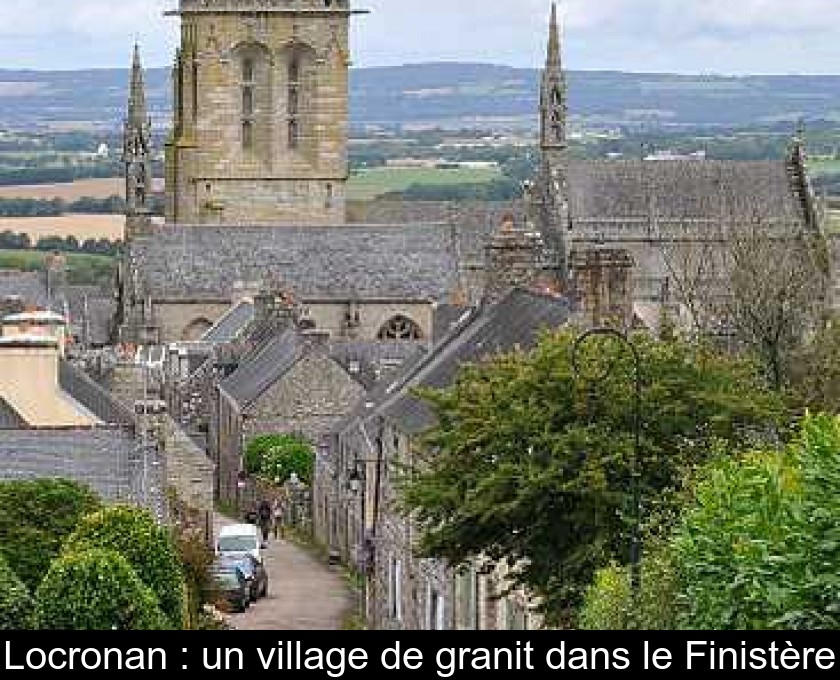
[377,315,423,341]
[182,318,214,342]
[287,55,301,150]
[241,56,255,151]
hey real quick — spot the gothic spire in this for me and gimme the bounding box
[540,2,567,151]
[128,43,147,129]
[546,1,560,73]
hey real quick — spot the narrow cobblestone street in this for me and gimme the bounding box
[215,516,355,630]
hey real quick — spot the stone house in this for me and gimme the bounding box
[213,325,367,504]
[324,286,572,630]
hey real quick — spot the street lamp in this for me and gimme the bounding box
[571,327,643,609]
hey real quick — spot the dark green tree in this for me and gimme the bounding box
[400,331,783,624]
[64,506,186,628]
[0,555,34,630]
[0,479,101,592]
[36,549,168,630]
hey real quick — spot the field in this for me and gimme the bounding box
[810,159,840,177]
[0,178,124,200]
[346,166,503,201]
[0,249,115,286]
[0,215,124,241]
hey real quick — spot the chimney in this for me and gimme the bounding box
[569,248,635,329]
[253,281,298,333]
[0,336,96,427]
[483,214,545,304]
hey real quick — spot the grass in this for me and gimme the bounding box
[0,248,115,286]
[347,166,502,201]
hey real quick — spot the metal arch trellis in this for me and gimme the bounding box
[570,326,643,615]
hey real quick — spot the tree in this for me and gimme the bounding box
[673,413,840,630]
[660,196,829,391]
[788,316,840,413]
[35,549,168,630]
[400,331,783,624]
[0,479,101,592]
[0,555,34,631]
[245,434,315,485]
[63,506,186,629]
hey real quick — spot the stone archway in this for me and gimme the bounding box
[377,315,423,341]
[181,318,214,342]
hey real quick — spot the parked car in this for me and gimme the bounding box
[216,523,264,564]
[208,562,250,613]
[219,554,268,601]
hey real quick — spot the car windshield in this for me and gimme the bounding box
[218,536,257,552]
[221,559,253,577]
[212,571,241,589]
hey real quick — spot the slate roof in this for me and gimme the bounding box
[0,396,27,429]
[0,270,49,309]
[0,429,140,503]
[330,340,426,391]
[200,299,255,344]
[219,328,302,407]
[58,361,135,428]
[377,288,572,434]
[566,159,805,225]
[130,223,461,302]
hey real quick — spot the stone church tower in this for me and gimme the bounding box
[528,2,571,284]
[124,45,154,239]
[164,0,362,227]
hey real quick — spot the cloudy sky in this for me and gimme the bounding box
[0,0,837,74]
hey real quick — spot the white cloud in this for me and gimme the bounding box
[0,1,837,73]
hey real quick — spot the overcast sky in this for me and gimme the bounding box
[0,0,837,75]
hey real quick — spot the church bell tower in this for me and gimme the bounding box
[529,2,571,283]
[165,0,365,227]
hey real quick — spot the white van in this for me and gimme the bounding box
[216,524,264,564]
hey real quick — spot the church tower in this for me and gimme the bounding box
[529,2,570,283]
[124,45,154,239]
[165,0,363,227]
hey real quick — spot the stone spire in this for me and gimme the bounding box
[540,2,567,152]
[528,2,570,287]
[128,44,147,129]
[123,44,153,239]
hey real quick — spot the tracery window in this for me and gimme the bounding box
[377,315,423,341]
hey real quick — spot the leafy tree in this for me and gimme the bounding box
[245,434,315,484]
[0,555,34,630]
[64,506,186,629]
[788,316,840,413]
[35,549,168,630]
[400,331,783,624]
[673,413,840,629]
[0,479,101,592]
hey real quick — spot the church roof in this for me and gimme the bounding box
[130,223,461,302]
[565,159,806,226]
[376,288,572,434]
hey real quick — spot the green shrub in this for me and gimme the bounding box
[35,549,168,630]
[64,506,186,628]
[174,528,214,630]
[672,414,840,630]
[579,548,680,630]
[0,555,34,630]
[0,479,101,592]
[245,434,314,485]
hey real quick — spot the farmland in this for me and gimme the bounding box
[0,214,124,241]
[0,178,127,201]
[0,248,115,286]
[346,166,503,201]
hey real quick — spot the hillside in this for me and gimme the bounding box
[1,62,840,131]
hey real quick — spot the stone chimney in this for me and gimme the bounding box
[253,280,299,333]
[569,248,635,329]
[483,214,545,304]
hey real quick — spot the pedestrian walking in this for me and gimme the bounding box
[272,497,284,540]
[258,498,272,544]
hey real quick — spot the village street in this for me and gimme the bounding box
[215,516,355,630]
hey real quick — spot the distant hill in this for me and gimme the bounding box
[1,62,839,132]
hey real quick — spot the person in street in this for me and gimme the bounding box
[272,497,284,540]
[258,498,272,543]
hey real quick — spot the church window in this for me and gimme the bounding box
[241,56,256,151]
[377,315,423,341]
[288,55,301,150]
[325,183,334,210]
[242,120,254,150]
